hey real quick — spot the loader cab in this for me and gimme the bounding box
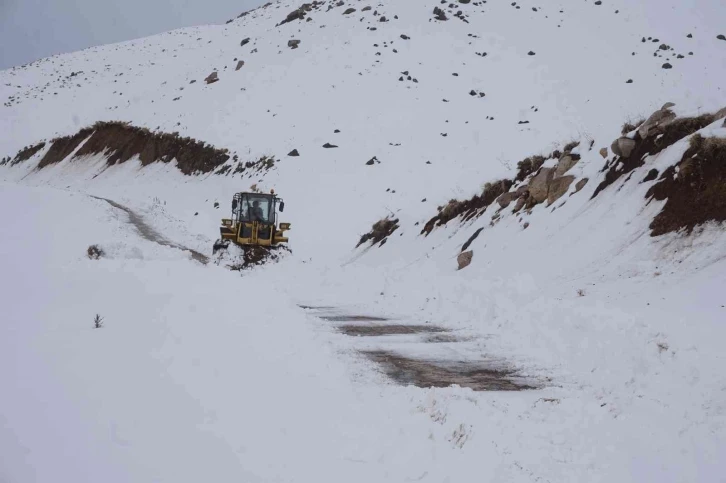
[234,193,274,224]
[219,191,289,248]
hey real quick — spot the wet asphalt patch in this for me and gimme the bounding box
[336,324,448,337]
[364,350,536,392]
[304,306,542,392]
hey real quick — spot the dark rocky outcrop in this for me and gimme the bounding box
[421,180,511,235]
[433,7,448,20]
[279,2,322,25]
[357,217,399,247]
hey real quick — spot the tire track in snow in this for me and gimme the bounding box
[94,196,209,264]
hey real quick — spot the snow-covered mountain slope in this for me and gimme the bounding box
[2,0,726,482]
[2,0,726,260]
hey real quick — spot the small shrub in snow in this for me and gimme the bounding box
[621,117,645,134]
[94,314,104,329]
[577,289,586,297]
[87,244,105,260]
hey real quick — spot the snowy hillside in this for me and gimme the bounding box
[2,0,726,481]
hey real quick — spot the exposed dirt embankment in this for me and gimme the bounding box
[592,113,717,199]
[0,142,46,167]
[409,105,726,248]
[647,134,726,236]
[12,121,231,175]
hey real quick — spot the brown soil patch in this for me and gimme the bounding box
[30,122,230,175]
[647,135,726,236]
[592,114,716,199]
[364,350,536,391]
[337,324,447,336]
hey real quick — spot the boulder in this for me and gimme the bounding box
[555,154,579,177]
[496,191,518,208]
[574,178,589,193]
[235,60,245,71]
[547,175,575,205]
[240,38,250,47]
[513,197,526,212]
[528,167,554,203]
[204,71,219,84]
[281,8,306,24]
[599,147,608,158]
[343,7,356,14]
[287,149,300,157]
[362,6,372,11]
[457,250,473,270]
[288,39,301,49]
[637,103,677,138]
[610,136,637,158]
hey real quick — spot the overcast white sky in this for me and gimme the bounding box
[0,0,267,69]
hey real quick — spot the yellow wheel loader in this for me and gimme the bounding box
[213,190,290,254]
